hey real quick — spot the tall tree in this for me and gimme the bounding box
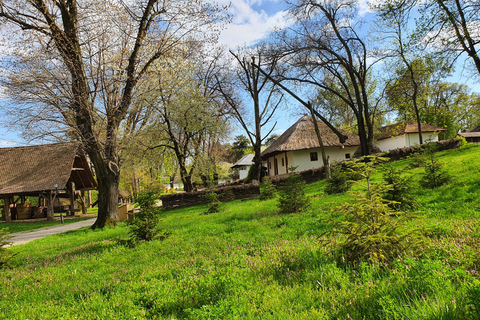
[273,0,383,155]
[0,0,228,228]
[216,48,283,182]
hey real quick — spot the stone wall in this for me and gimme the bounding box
[161,183,260,210]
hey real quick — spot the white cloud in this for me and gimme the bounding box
[0,140,17,147]
[217,0,291,49]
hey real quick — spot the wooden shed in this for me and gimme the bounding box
[0,142,97,221]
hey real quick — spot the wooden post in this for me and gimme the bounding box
[88,190,92,208]
[2,197,10,222]
[47,191,54,221]
[79,191,87,215]
[69,181,77,216]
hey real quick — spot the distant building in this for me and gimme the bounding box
[375,121,447,152]
[231,154,255,180]
[458,126,480,143]
[261,115,360,177]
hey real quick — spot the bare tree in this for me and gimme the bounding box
[273,0,383,155]
[0,0,228,228]
[216,48,283,182]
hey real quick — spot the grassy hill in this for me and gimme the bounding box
[2,144,480,319]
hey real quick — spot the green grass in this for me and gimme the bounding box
[1,144,480,319]
[0,216,96,233]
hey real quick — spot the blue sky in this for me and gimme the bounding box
[0,0,478,147]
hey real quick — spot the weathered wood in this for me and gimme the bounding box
[79,191,87,215]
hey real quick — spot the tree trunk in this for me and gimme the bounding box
[308,103,330,178]
[91,164,120,229]
[182,175,194,192]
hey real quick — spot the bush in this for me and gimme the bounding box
[258,177,277,200]
[202,191,223,214]
[420,153,451,188]
[278,173,309,213]
[324,166,352,194]
[382,166,415,210]
[324,158,423,266]
[127,190,165,242]
[0,229,14,269]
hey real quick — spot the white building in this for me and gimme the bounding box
[231,154,255,180]
[261,115,360,177]
[375,121,446,152]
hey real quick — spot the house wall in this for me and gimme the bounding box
[239,166,249,180]
[266,147,357,177]
[376,135,407,152]
[377,133,440,152]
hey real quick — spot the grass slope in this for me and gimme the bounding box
[2,145,480,319]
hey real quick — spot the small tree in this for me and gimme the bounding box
[324,160,423,266]
[324,166,352,195]
[278,170,309,213]
[127,191,163,242]
[420,153,451,189]
[259,177,277,200]
[382,166,415,210]
[202,191,223,214]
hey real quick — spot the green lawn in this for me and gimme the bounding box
[1,144,480,319]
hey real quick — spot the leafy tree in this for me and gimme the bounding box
[229,135,252,162]
[0,0,228,228]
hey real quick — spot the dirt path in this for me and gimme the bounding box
[6,218,96,246]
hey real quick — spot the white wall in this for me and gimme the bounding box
[377,133,440,152]
[239,166,249,180]
[266,147,357,177]
[376,135,407,152]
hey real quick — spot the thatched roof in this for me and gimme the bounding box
[376,121,446,141]
[231,154,254,169]
[261,115,360,159]
[0,142,97,196]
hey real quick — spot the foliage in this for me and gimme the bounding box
[202,191,223,214]
[2,146,480,318]
[408,151,426,168]
[0,229,14,269]
[382,165,415,210]
[258,177,277,200]
[325,171,423,266]
[324,166,352,195]
[127,191,164,243]
[420,152,451,188]
[278,173,309,213]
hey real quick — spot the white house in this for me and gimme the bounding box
[375,121,447,152]
[231,154,254,180]
[261,115,360,177]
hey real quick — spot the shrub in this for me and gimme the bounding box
[278,173,309,213]
[420,153,451,188]
[0,229,14,269]
[324,166,352,195]
[382,166,415,210]
[258,177,277,200]
[127,190,164,242]
[324,158,423,266]
[202,191,223,214]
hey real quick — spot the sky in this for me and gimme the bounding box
[0,0,478,147]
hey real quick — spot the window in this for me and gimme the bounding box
[345,153,351,159]
[310,152,318,161]
[281,158,285,166]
